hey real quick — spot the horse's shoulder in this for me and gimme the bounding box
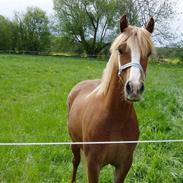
[67,79,101,111]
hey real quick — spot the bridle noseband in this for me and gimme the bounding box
[117,54,146,81]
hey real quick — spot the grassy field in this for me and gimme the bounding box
[0,54,182,183]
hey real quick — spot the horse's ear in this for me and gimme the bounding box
[120,15,128,32]
[145,17,155,34]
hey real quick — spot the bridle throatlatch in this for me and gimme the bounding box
[117,54,146,80]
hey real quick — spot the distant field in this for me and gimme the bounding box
[0,54,182,183]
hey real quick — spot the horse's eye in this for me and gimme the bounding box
[118,48,123,54]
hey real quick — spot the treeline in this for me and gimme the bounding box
[0,7,86,55]
[156,47,183,62]
[0,0,182,57]
[0,7,52,53]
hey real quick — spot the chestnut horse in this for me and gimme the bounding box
[67,15,155,183]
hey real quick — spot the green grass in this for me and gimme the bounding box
[0,54,182,183]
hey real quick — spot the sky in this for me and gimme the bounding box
[173,1,183,32]
[0,0,54,17]
[0,0,183,40]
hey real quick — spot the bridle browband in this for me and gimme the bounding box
[117,54,146,80]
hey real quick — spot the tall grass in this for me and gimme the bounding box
[0,54,182,182]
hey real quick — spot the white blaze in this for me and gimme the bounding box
[129,45,141,82]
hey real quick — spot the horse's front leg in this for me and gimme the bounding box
[86,155,100,183]
[84,145,101,183]
[113,156,133,183]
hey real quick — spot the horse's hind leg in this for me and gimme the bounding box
[113,156,133,183]
[71,144,81,183]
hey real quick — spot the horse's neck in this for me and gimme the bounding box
[104,66,132,114]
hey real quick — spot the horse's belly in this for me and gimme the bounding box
[102,143,136,167]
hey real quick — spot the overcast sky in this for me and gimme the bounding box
[0,0,54,17]
[0,0,183,37]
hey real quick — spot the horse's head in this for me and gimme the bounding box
[115,15,155,102]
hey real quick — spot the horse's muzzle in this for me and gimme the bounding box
[125,80,144,102]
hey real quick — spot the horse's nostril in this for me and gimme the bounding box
[139,82,145,94]
[126,81,133,94]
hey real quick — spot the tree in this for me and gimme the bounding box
[53,0,128,55]
[0,16,14,50]
[54,0,177,54]
[116,0,140,26]
[23,7,51,52]
[13,7,51,52]
[12,13,27,51]
[131,0,177,45]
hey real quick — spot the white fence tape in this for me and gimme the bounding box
[0,139,183,146]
